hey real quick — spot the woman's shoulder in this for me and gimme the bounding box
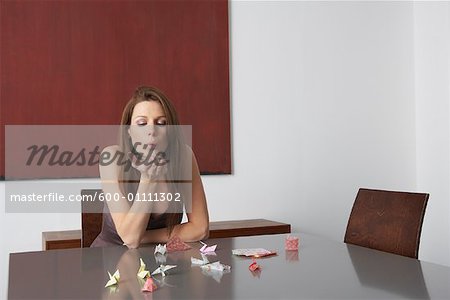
[98,145,123,177]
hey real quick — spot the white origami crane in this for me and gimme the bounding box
[154,244,167,255]
[200,262,231,283]
[191,254,210,266]
[154,252,167,264]
[200,241,217,254]
[199,261,231,272]
[105,269,120,287]
[151,264,177,277]
[137,258,150,279]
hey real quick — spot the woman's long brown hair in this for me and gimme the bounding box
[118,86,186,237]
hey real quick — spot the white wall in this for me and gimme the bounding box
[220,0,418,241]
[1,1,450,298]
[414,1,450,268]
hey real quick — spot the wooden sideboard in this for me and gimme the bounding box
[42,219,291,250]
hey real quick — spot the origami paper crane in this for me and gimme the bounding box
[137,258,150,279]
[166,236,191,252]
[199,262,231,283]
[199,241,217,254]
[199,261,231,272]
[105,269,120,288]
[151,264,177,277]
[154,244,167,255]
[249,259,261,272]
[154,252,167,265]
[141,277,158,292]
[191,254,210,266]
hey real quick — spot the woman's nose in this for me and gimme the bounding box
[146,124,156,136]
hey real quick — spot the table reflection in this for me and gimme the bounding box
[346,244,429,299]
[84,240,234,299]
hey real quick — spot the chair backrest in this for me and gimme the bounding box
[81,189,104,248]
[344,188,429,258]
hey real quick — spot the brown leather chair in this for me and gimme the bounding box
[344,188,429,259]
[81,189,104,247]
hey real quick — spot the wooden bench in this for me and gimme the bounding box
[42,219,291,250]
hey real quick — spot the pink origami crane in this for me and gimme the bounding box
[141,277,157,292]
[200,241,217,253]
[166,236,191,252]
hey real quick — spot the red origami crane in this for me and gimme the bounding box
[248,259,261,272]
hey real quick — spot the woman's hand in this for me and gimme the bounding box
[129,146,169,181]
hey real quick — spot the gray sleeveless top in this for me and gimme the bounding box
[90,163,184,247]
[90,206,173,247]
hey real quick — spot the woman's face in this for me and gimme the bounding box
[128,100,169,154]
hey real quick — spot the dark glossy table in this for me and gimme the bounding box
[8,233,450,299]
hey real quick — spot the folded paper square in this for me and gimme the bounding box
[232,248,277,257]
[285,235,299,251]
[166,236,191,252]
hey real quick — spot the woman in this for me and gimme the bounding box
[91,86,209,248]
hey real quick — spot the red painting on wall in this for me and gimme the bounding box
[0,0,231,179]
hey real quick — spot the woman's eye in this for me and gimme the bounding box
[137,122,147,126]
[156,120,167,127]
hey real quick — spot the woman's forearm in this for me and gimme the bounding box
[140,221,209,244]
[116,176,157,248]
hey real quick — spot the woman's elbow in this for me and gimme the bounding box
[122,236,142,249]
[123,239,141,249]
[118,229,142,249]
[194,223,209,241]
[202,229,210,240]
